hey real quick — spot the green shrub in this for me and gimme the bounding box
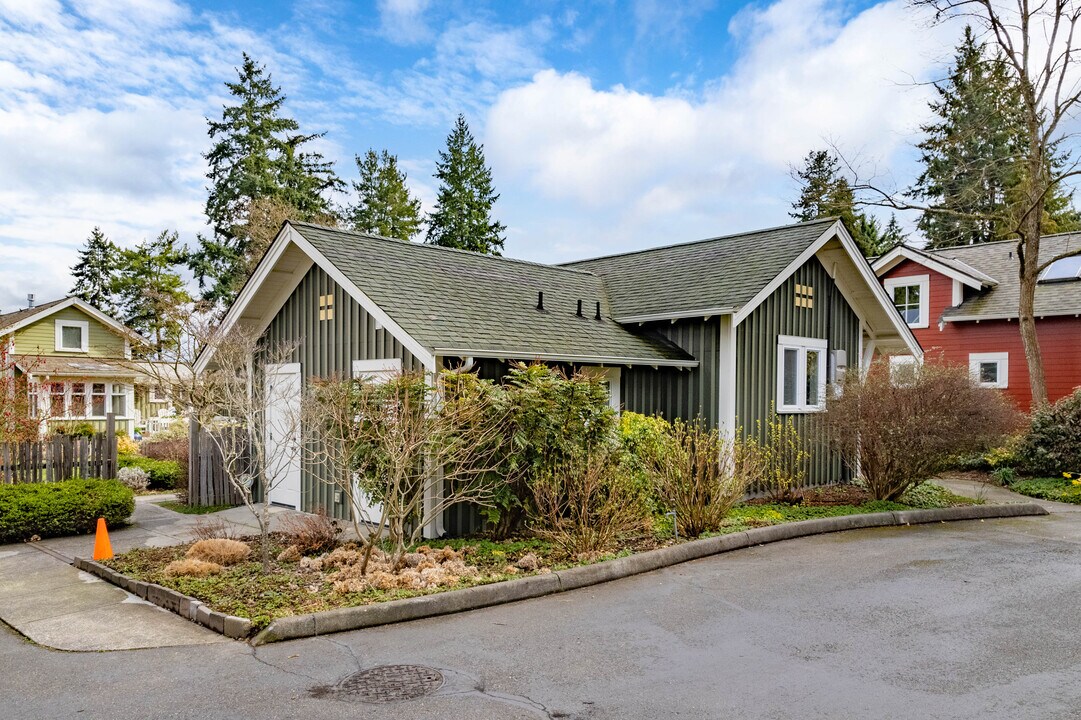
[118,454,183,490]
[51,421,96,438]
[1011,476,1081,504]
[0,478,134,543]
[1016,389,1081,477]
[990,466,1017,486]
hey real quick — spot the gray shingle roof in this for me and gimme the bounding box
[0,298,68,331]
[561,218,837,319]
[292,223,694,365]
[931,234,1081,319]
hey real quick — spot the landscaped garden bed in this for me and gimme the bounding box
[1009,476,1081,504]
[104,482,977,631]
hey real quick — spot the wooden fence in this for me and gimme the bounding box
[1,415,117,484]
[187,419,247,507]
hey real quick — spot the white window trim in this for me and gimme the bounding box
[581,366,622,412]
[352,358,402,382]
[969,352,1009,389]
[776,335,828,413]
[33,381,134,420]
[883,275,930,329]
[54,319,89,353]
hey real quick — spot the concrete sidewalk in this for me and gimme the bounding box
[934,475,1081,513]
[0,494,310,652]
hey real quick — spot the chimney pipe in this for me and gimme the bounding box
[576,299,584,317]
[26,293,35,309]
[536,291,544,311]
[595,301,602,320]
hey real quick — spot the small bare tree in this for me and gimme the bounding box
[822,360,1021,500]
[132,308,301,572]
[306,370,508,571]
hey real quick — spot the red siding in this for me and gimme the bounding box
[881,258,1081,411]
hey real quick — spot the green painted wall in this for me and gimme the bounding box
[622,319,720,427]
[13,307,126,358]
[736,256,861,486]
[262,265,423,518]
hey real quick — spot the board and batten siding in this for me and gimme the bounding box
[261,265,424,518]
[13,307,126,358]
[621,320,720,427]
[736,256,860,486]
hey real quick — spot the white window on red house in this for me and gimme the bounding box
[969,352,1008,389]
[883,275,930,329]
[777,336,828,413]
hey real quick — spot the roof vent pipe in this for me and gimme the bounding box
[595,301,602,321]
[26,293,34,309]
[537,291,544,311]
[576,299,584,317]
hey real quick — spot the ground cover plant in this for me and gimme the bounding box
[105,481,974,630]
[1010,476,1081,504]
[0,478,134,543]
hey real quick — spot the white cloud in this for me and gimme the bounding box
[377,0,433,45]
[486,0,960,262]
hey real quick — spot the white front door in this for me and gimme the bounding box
[265,363,302,509]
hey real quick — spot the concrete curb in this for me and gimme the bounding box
[76,503,1049,645]
[72,557,253,639]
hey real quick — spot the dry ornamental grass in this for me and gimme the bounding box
[164,558,223,577]
[186,538,252,566]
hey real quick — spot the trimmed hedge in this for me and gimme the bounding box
[118,455,184,490]
[0,478,134,543]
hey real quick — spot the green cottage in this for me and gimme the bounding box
[203,218,920,533]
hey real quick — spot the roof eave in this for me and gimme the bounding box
[431,348,698,368]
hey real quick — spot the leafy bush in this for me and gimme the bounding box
[644,418,766,537]
[822,361,1020,501]
[1015,389,1081,476]
[118,454,183,490]
[118,466,149,491]
[0,478,134,543]
[117,433,139,456]
[51,421,97,438]
[1011,476,1081,504]
[530,449,650,556]
[991,466,1017,486]
[898,481,974,508]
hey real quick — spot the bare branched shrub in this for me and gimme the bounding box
[531,449,650,557]
[279,509,340,556]
[646,419,767,538]
[190,517,240,541]
[823,360,1021,501]
[164,558,223,577]
[186,538,252,566]
[758,409,809,502]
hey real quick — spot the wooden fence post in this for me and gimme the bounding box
[105,413,117,479]
[188,417,200,505]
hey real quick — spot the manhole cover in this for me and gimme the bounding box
[318,665,445,703]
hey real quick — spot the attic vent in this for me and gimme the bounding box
[319,294,334,321]
[795,284,814,309]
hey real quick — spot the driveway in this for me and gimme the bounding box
[3,493,1081,719]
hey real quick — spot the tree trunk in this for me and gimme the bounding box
[1016,126,1050,409]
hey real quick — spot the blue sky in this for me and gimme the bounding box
[0,0,964,311]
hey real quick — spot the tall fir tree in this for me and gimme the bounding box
[426,115,506,254]
[114,230,191,356]
[347,149,423,240]
[912,26,1079,248]
[790,149,886,256]
[70,227,120,314]
[190,53,343,307]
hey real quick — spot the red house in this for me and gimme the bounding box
[872,235,1081,411]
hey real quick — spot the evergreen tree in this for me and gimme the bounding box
[190,53,343,307]
[70,227,120,314]
[426,115,506,254]
[790,149,883,256]
[114,230,191,356]
[348,149,423,240]
[912,26,1079,248]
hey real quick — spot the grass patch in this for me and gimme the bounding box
[105,482,978,630]
[156,500,235,515]
[1011,477,1081,504]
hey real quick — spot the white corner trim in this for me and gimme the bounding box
[717,314,737,440]
[969,352,1009,389]
[883,274,930,329]
[54,319,89,352]
[952,279,963,307]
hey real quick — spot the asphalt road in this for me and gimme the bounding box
[4,510,1081,719]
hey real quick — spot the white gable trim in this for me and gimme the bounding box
[197,223,436,374]
[872,245,990,290]
[0,297,148,345]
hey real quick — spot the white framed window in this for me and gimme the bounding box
[883,275,929,329]
[352,358,402,382]
[777,335,828,413]
[969,352,1008,389]
[54,319,89,352]
[33,381,131,419]
[581,366,622,412]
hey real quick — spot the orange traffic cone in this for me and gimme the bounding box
[92,518,113,561]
